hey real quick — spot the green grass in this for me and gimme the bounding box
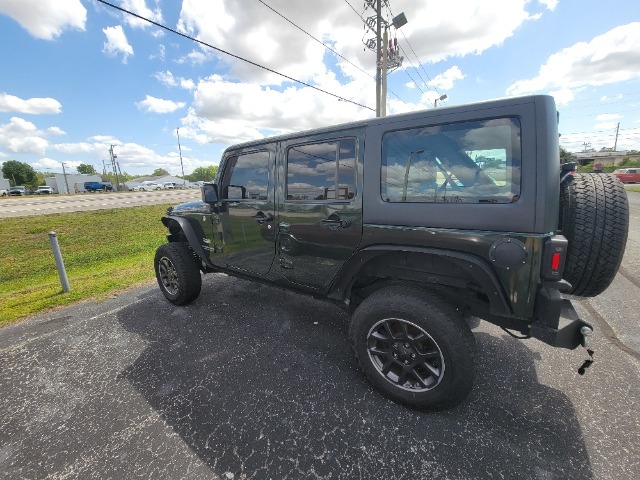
[0,205,171,327]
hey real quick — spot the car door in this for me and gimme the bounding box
[276,133,363,292]
[212,147,276,276]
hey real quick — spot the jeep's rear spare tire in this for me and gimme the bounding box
[349,286,476,410]
[559,173,629,297]
[155,242,202,305]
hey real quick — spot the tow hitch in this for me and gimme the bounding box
[577,326,595,375]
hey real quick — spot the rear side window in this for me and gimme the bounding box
[286,138,356,202]
[381,118,521,203]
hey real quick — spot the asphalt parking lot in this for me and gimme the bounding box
[2,190,639,479]
[1,272,639,480]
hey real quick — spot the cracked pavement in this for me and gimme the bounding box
[1,273,639,479]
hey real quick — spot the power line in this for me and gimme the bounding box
[384,4,444,103]
[258,0,371,79]
[95,0,374,112]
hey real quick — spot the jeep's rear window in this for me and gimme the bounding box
[286,138,356,202]
[381,118,521,204]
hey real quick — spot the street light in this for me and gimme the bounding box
[176,128,186,187]
[402,149,424,202]
[434,94,448,107]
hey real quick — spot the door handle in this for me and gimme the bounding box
[251,211,274,224]
[321,214,350,229]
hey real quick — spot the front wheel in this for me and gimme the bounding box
[349,286,476,410]
[154,243,202,305]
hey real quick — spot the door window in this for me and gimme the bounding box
[222,150,270,200]
[286,138,356,202]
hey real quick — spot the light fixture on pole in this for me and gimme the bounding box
[434,94,448,107]
[380,11,408,117]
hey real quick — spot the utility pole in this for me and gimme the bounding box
[61,162,70,195]
[363,1,406,117]
[109,145,121,191]
[375,0,382,117]
[177,128,186,187]
[614,122,620,151]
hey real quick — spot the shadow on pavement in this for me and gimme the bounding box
[117,274,593,480]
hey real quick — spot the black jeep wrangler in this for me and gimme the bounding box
[155,95,628,409]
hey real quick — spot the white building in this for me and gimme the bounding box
[46,174,102,194]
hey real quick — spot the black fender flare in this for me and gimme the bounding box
[328,245,513,317]
[161,215,214,268]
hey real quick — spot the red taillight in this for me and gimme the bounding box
[542,235,568,280]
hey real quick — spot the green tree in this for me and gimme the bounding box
[152,168,170,177]
[77,163,97,175]
[2,160,38,187]
[560,147,577,164]
[186,165,218,182]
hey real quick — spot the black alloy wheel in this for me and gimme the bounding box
[154,242,202,305]
[350,286,476,410]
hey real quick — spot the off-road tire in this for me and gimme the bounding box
[559,173,629,297]
[349,286,476,410]
[154,242,202,305]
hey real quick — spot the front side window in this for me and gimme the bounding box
[381,118,521,203]
[222,150,270,200]
[286,138,356,202]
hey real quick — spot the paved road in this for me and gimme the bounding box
[0,190,201,218]
[0,192,638,479]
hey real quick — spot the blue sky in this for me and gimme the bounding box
[1,0,639,177]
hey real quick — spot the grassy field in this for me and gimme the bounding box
[0,204,171,327]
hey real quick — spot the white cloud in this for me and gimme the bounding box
[0,93,62,114]
[507,23,640,97]
[537,0,559,10]
[136,95,186,114]
[102,25,134,63]
[0,0,86,40]
[594,113,623,130]
[428,66,465,90]
[120,0,163,29]
[184,73,373,145]
[0,117,50,155]
[154,71,195,90]
[31,157,66,171]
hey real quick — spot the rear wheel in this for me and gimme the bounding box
[349,286,476,410]
[154,242,202,305]
[559,173,629,297]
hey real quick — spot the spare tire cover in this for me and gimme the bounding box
[559,173,629,297]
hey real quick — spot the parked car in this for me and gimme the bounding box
[134,181,162,191]
[154,94,629,410]
[0,188,7,196]
[84,182,113,192]
[8,186,27,196]
[36,186,53,194]
[613,168,640,183]
[162,182,175,189]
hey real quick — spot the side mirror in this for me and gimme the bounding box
[202,183,219,204]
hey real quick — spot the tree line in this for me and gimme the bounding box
[1,160,218,189]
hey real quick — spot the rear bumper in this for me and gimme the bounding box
[531,282,592,350]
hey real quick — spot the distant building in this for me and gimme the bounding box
[44,174,102,194]
[574,150,640,167]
